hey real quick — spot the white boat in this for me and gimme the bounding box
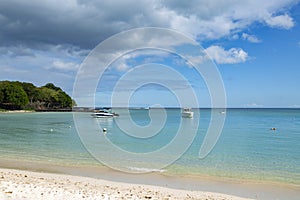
[91,110,119,118]
[181,108,194,118]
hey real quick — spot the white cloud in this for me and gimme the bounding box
[264,14,294,29]
[0,46,35,57]
[232,34,239,40]
[114,60,129,72]
[0,44,85,92]
[52,60,79,71]
[184,55,206,66]
[159,0,297,40]
[0,0,297,48]
[205,45,248,64]
[0,0,298,97]
[1,65,28,74]
[242,33,262,43]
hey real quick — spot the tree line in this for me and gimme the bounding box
[0,81,75,110]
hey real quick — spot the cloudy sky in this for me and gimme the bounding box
[0,0,300,107]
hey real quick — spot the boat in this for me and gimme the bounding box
[91,109,119,118]
[181,108,194,118]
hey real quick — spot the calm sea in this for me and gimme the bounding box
[0,109,299,185]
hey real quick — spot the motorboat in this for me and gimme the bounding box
[91,110,119,118]
[181,108,194,118]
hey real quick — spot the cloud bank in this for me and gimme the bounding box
[0,0,299,93]
[0,0,297,48]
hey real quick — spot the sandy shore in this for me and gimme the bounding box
[0,110,34,113]
[0,168,254,200]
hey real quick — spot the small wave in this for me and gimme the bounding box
[127,166,165,173]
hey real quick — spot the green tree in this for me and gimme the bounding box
[38,87,57,108]
[20,82,39,104]
[0,81,75,110]
[0,81,29,110]
[56,90,73,108]
[0,86,4,104]
[72,99,77,107]
[40,83,73,109]
[43,83,62,91]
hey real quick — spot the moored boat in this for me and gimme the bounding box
[181,108,194,118]
[91,109,119,118]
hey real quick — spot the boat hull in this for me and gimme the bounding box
[91,113,115,118]
[182,111,194,118]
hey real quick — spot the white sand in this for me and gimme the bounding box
[0,110,34,113]
[0,168,253,200]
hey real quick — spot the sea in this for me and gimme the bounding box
[0,108,299,186]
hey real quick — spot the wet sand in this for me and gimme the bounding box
[0,158,299,200]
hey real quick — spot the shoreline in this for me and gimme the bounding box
[1,157,298,187]
[0,110,35,113]
[0,109,73,113]
[0,168,254,200]
[0,159,299,200]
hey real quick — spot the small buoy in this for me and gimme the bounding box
[50,129,53,132]
[103,128,107,133]
[270,127,276,131]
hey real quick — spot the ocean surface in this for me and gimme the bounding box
[0,109,299,185]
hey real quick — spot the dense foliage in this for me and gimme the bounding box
[0,81,75,110]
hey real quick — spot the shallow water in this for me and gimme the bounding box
[0,109,299,185]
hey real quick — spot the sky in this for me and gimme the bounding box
[0,0,300,108]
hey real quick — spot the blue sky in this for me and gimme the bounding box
[0,0,300,108]
[213,6,300,108]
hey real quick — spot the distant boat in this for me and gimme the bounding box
[137,107,150,110]
[182,108,194,118]
[91,109,119,118]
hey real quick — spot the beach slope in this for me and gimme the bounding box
[0,168,253,200]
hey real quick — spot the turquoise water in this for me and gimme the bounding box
[0,109,299,185]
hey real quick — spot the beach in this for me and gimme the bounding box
[0,168,254,200]
[1,0,300,199]
[1,165,300,200]
[0,110,35,113]
[0,110,299,199]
